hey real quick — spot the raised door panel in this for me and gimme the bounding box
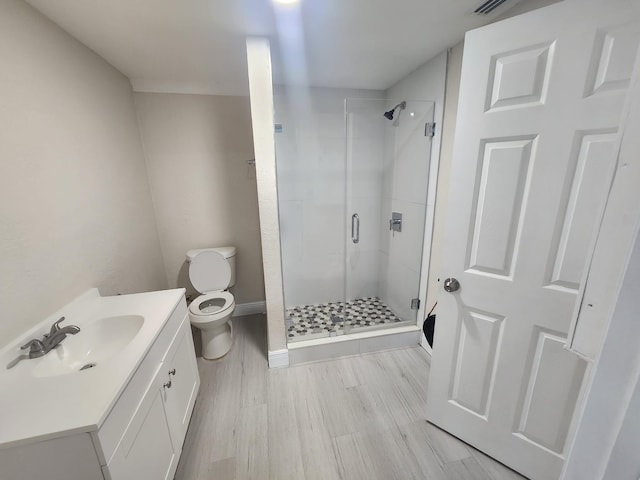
[467,137,535,278]
[547,131,618,291]
[486,43,554,111]
[163,318,200,450]
[107,388,176,480]
[450,311,504,418]
[585,22,640,96]
[515,331,587,454]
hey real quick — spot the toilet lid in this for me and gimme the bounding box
[189,250,231,293]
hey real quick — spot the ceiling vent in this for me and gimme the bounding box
[474,0,509,15]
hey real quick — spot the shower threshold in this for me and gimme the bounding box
[286,297,410,343]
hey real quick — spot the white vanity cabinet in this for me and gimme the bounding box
[99,301,200,480]
[107,318,200,478]
[0,292,200,480]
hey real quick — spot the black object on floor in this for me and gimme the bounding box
[423,314,435,348]
[423,302,437,348]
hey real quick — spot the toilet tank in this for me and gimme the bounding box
[211,246,237,288]
[186,246,237,289]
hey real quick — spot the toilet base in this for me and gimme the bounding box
[200,320,233,360]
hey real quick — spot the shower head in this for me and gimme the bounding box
[383,101,407,121]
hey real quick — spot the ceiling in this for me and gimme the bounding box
[25,0,527,95]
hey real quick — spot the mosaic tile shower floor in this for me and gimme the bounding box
[286,297,407,341]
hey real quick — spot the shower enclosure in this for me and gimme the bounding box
[274,87,434,344]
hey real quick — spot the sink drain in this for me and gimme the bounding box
[80,362,97,371]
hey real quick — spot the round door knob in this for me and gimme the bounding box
[443,278,460,293]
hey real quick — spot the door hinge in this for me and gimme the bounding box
[424,122,436,137]
[411,298,420,310]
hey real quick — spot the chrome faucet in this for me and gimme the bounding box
[20,317,80,359]
[19,339,47,359]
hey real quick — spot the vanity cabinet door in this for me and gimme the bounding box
[162,318,200,450]
[106,367,177,480]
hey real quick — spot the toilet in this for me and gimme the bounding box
[187,246,236,359]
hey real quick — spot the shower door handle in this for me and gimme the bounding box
[351,213,360,244]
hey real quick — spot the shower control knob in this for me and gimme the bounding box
[443,278,460,293]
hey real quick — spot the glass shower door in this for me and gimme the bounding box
[343,98,435,335]
[274,87,348,343]
[275,89,434,344]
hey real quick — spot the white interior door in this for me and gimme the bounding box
[426,2,640,479]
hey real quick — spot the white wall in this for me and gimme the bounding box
[133,93,265,305]
[428,45,464,318]
[0,0,166,348]
[605,376,640,479]
[495,0,563,21]
[274,86,385,309]
[563,227,640,480]
[246,38,287,362]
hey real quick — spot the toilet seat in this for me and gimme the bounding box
[189,291,234,323]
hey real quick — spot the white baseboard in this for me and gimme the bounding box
[233,301,266,317]
[288,327,420,365]
[268,349,289,368]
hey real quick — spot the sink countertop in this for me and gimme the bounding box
[0,288,186,450]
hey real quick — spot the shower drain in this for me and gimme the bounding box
[80,362,97,371]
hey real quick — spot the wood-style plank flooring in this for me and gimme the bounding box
[175,315,525,480]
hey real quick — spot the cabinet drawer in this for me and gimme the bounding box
[95,299,187,465]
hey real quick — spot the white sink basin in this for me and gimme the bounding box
[32,315,144,378]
